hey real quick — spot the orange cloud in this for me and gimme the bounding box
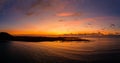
[24,0,80,16]
[11,0,80,16]
[56,12,82,17]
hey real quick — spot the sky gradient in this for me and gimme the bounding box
[0,0,120,35]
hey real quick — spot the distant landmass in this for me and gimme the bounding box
[0,32,89,42]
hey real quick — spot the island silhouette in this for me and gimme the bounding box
[0,32,89,42]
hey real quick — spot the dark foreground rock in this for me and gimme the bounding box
[0,32,89,42]
[0,32,14,40]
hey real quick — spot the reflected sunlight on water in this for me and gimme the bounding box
[0,37,120,63]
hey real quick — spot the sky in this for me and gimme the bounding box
[0,0,120,35]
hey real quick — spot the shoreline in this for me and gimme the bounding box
[0,36,90,42]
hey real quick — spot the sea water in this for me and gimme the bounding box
[0,36,120,63]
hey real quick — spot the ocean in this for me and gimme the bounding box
[0,36,120,63]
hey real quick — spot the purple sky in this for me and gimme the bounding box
[0,0,120,35]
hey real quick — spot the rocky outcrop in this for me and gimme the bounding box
[0,32,14,40]
[0,32,89,42]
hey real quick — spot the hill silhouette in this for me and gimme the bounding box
[0,32,14,40]
[0,32,89,42]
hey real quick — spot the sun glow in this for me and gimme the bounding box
[52,31,70,35]
[46,30,71,35]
